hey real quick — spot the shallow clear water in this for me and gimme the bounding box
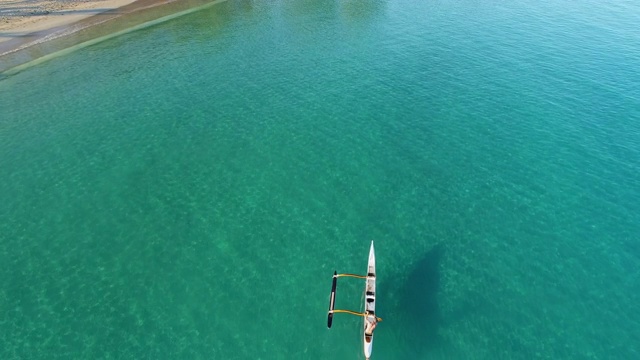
[1,0,640,358]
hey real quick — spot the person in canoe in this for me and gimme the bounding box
[364,315,377,335]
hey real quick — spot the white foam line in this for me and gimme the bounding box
[2,0,227,76]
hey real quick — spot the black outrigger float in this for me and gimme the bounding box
[327,241,382,360]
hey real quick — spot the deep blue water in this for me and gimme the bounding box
[1,0,639,358]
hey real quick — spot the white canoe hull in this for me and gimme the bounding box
[363,241,376,359]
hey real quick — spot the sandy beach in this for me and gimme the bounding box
[0,0,206,72]
[0,0,186,59]
[0,1,142,40]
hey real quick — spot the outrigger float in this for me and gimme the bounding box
[327,241,382,359]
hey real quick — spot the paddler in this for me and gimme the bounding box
[364,315,377,335]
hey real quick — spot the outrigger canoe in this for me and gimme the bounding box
[363,241,376,359]
[327,241,381,360]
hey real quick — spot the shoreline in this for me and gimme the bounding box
[0,0,183,70]
[0,0,223,75]
[0,0,141,38]
[0,0,146,51]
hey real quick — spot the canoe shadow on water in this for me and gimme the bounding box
[395,243,444,353]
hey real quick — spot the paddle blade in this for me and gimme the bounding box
[327,271,337,328]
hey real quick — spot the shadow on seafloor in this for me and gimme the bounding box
[394,243,445,355]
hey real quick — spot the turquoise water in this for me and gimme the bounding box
[1,0,640,358]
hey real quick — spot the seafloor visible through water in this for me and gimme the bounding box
[1,0,639,358]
